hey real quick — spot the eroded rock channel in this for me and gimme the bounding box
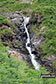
[0,11,55,73]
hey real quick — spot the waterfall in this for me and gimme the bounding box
[23,16,40,70]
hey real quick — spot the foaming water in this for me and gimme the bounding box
[23,16,40,70]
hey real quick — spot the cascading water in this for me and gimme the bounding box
[23,16,40,70]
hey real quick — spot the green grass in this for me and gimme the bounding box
[0,0,56,83]
[32,25,39,35]
[32,0,56,57]
[1,28,13,35]
[0,42,56,84]
[0,0,31,13]
[0,15,7,24]
[0,0,56,63]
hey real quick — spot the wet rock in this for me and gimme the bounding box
[2,42,8,46]
[47,55,56,61]
[29,13,38,24]
[0,12,23,23]
[29,13,42,25]
[30,31,45,48]
[41,58,54,72]
[37,14,42,24]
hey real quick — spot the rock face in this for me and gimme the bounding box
[0,11,55,72]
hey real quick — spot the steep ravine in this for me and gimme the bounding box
[0,12,55,73]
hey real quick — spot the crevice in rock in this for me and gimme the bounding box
[0,11,55,74]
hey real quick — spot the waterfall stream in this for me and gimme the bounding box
[23,16,40,70]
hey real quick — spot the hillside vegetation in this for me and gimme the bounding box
[0,0,56,83]
[0,0,56,56]
[0,42,56,84]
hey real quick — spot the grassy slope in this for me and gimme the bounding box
[0,43,56,84]
[0,0,56,83]
[0,0,56,56]
[32,0,56,57]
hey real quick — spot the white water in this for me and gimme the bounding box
[23,16,40,70]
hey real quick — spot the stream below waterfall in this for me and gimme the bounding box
[23,16,40,70]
